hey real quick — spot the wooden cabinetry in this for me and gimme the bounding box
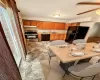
[65,23,80,30]
[23,20,66,30]
[65,24,71,30]
[23,20,31,26]
[37,21,43,29]
[54,23,65,30]
[38,33,42,41]
[30,20,37,26]
[50,34,66,40]
[71,23,80,26]
[42,22,55,30]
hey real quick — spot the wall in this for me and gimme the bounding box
[23,16,67,23]
[89,23,100,37]
[67,17,93,23]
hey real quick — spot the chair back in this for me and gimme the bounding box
[50,40,67,46]
[74,62,100,77]
[72,39,86,45]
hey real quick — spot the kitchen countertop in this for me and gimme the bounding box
[37,30,67,34]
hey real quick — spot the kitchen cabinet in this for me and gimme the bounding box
[37,21,43,29]
[30,20,37,26]
[38,33,41,41]
[23,20,66,30]
[50,34,66,40]
[65,24,70,30]
[42,22,55,30]
[50,34,56,40]
[23,20,31,26]
[54,23,65,30]
[65,23,80,29]
[71,23,80,26]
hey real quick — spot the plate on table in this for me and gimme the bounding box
[57,45,68,48]
[93,49,100,53]
[71,52,85,57]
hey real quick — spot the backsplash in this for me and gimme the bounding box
[37,30,67,34]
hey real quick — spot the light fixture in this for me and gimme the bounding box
[96,9,100,15]
[53,14,60,18]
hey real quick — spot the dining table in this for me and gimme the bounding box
[49,43,100,63]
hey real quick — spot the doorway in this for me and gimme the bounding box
[0,22,22,80]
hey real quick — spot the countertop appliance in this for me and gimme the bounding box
[41,34,50,41]
[25,30,38,41]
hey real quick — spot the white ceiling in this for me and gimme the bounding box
[15,0,100,22]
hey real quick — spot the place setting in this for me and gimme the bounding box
[69,43,86,57]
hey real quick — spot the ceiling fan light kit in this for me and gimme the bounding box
[96,9,100,15]
[77,1,100,15]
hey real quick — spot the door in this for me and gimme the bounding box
[0,22,22,80]
[7,0,27,56]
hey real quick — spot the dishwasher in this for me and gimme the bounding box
[41,34,50,41]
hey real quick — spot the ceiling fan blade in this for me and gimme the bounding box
[77,2,100,5]
[77,8,100,15]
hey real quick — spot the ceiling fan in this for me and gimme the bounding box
[76,2,100,15]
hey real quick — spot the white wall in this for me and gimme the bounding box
[67,17,93,23]
[23,16,67,23]
[89,23,100,37]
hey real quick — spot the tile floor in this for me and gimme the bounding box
[20,41,100,80]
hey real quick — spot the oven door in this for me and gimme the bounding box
[25,34,38,39]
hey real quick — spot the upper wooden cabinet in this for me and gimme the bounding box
[71,23,80,26]
[23,19,67,30]
[42,22,55,30]
[65,24,71,30]
[23,20,31,26]
[54,23,65,30]
[30,20,37,26]
[37,21,43,29]
[65,23,80,29]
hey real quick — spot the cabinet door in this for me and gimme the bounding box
[38,33,41,41]
[50,34,55,40]
[30,20,37,26]
[54,34,58,40]
[65,24,69,30]
[61,34,66,40]
[37,21,43,29]
[43,22,55,30]
[55,23,65,30]
[23,20,31,26]
[71,23,80,27]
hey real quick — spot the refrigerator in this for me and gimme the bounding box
[65,26,89,43]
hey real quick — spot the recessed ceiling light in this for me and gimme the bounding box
[53,14,60,18]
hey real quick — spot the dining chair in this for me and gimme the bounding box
[67,57,100,80]
[48,40,68,64]
[72,39,86,45]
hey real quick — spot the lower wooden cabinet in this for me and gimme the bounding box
[38,33,66,41]
[50,34,66,41]
[38,33,41,41]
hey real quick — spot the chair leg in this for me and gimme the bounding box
[80,77,84,80]
[92,75,96,80]
[49,56,51,65]
[63,72,66,78]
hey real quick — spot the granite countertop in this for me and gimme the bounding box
[37,30,67,34]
